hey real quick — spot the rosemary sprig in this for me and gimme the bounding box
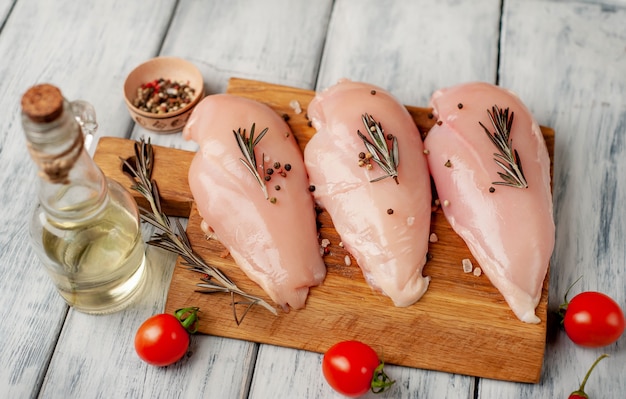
[479,105,528,189]
[357,113,400,184]
[233,123,269,199]
[122,138,277,325]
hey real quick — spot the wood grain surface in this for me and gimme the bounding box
[5,1,625,398]
[95,78,555,383]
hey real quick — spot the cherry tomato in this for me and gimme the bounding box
[562,291,624,347]
[322,340,394,397]
[134,307,199,366]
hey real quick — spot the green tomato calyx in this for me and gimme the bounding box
[174,306,200,334]
[371,361,395,394]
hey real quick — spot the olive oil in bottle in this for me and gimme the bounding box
[22,84,147,314]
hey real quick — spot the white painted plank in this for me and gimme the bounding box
[249,1,501,398]
[120,1,336,397]
[27,1,333,397]
[6,0,624,398]
[0,0,177,147]
[0,0,176,397]
[163,0,333,94]
[316,0,502,106]
[35,1,333,398]
[39,243,258,399]
[481,0,626,397]
[0,0,14,25]
[577,0,626,6]
[250,345,474,399]
[11,0,267,392]
[128,0,334,151]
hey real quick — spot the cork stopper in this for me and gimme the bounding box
[21,84,64,123]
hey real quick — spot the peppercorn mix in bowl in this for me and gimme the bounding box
[123,57,204,133]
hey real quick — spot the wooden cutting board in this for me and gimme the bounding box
[94,78,554,383]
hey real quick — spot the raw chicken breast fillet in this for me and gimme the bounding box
[183,94,326,311]
[305,80,431,307]
[424,82,555,323]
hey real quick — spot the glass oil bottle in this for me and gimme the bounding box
[21,84,147,314]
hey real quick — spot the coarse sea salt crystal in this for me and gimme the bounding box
[473,267,482,277]
[429,233,438,243]
[289,99,302,114]
[462,258,473,273]
[344,255,351,266]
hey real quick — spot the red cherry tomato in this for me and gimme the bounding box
[322,340,394,397]
[134,307,199,366]
[563,291,625,347]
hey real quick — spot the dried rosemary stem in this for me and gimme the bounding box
[122,138,277,325]
[357,113,400,184]
[479,105,528,189]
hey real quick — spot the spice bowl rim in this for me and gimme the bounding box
[123,56,204,121]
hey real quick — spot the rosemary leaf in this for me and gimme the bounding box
[233,125,270,199]
[252,123,268,147]
[392,136,399,169]
[196,285,231,294]
[479,105,528,189]
[175,218,192,248]
[121,138,277,325]
[232,298,256,326]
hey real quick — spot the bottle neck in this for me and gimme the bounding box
[23,100,107,221]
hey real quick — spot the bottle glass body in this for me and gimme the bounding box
[24,98,147,314]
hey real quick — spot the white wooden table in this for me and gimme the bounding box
[1,0,625,397]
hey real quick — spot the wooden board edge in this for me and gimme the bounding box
[93,137,194,217]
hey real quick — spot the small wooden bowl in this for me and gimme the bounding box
[123,57,204,133]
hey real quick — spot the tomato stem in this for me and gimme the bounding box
[558,275,584,324]
[174,307,200,334]
[563,276,584,303]
[569,354,609,399]
[371,361,395,394]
